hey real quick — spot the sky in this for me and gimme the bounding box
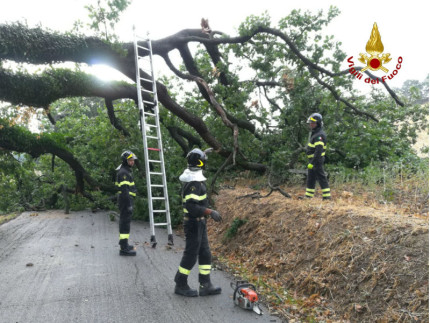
[1,0,429,92]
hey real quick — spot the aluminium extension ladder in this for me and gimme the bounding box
[133,29,173,248]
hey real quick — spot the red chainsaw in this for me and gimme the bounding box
[230,281,263,315]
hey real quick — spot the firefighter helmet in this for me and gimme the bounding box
[307,113,323,126]
[121,150,137,162]
[186,148,207,168]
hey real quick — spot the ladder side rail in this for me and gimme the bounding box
[134,33,155,238]
[133,36,144,118]
[147,40,173,236]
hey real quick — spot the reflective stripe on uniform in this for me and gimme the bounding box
[306,188,315,197]
[308,143,315,148]
[184,193,207,201]
[119,233,130,240]
[179,266,191,275]
[199,264,211,275]
[308,152,326,159]
[129,192,136,197]
[314,141,325,146]
[116,181,135,187]
[322,188,331,197]
[183,208,189,213]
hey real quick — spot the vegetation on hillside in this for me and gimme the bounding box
[209,185,428,322]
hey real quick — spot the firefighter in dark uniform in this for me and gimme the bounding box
[174,148,222,297]
[305,113,331,200]
[115,150,138,256]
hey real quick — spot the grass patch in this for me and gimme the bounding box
[0,213,19,225]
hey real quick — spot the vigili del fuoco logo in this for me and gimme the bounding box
[347,23,403,84]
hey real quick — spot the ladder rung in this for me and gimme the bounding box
[135,34,149,40]
[152,197,165,200]
[143,100,155,105]
[137,45,150,51]
[144,112,156,116]
[147,136,158,139]
[147,124,157,127]
[151,184,164,187]
[154,223,168,226]
[140,77,153,83]
[142,89,155,94]
[150,172,163,175]
[153,210,167,213]
[148,148,160,151]
[148,159,161,163]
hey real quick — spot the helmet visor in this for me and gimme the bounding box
[126,152,137,160]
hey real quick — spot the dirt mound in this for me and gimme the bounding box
[208,186,429,322]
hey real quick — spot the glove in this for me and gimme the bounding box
[210,210,222,222]
[307,163,314,170]
[127,206,133,213]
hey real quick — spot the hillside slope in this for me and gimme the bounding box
[208,186,429,322]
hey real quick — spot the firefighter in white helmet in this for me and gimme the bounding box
[174,148,222,297]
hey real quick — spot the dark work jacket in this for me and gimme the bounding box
[306,126,327,166]
[182,181,208,218]
[116,164,137,207]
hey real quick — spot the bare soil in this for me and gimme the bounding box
[208,186,429,322]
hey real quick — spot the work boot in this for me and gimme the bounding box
[125,240,135,251]
[199,274,221,296]
[119,246,136,256]
[199,282,222,296]
[174,271,198,297]
[174,284,198,297]
[119,239,136,256]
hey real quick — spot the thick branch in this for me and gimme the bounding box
[192,76,239,162]
[104,98,130,136]
[162,53,258,138]
[160,26,403,106]
[0,66,136,108]
[166,126,190,155]
[0,121,116,194]
[334,67,405,106]
[308,68,379,122]
[210,153,233,195]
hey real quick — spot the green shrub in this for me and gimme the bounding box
[224,217,248,240]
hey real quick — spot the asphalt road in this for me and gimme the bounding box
[0,210,283,323]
